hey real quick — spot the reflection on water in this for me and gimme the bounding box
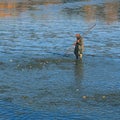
[62,1,120,23]
[73,60,84,100]
[0,0,120,23]
[0,1,27,17]
[74,60,83,80]
[104,2,119,24]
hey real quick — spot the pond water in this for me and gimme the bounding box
[0,0,120,120]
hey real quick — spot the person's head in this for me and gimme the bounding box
[75,33,81,40]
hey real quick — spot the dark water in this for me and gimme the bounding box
[0,0,120,119]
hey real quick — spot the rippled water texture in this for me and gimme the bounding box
[0,0,120,120]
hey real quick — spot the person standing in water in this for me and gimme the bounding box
[74,34,84,59]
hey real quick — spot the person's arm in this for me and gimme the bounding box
[73,40,77,46]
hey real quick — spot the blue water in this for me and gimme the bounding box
[0,0,120,120]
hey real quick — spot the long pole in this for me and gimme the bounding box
[82,23,96,37]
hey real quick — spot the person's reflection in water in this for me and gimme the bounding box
[74,60,84,91]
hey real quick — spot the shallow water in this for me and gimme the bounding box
[0,0,120,120]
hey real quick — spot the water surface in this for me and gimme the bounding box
[0,0,120,120]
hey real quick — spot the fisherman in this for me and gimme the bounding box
[74,34,84,59]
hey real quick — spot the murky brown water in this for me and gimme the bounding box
[0,0,120,119]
